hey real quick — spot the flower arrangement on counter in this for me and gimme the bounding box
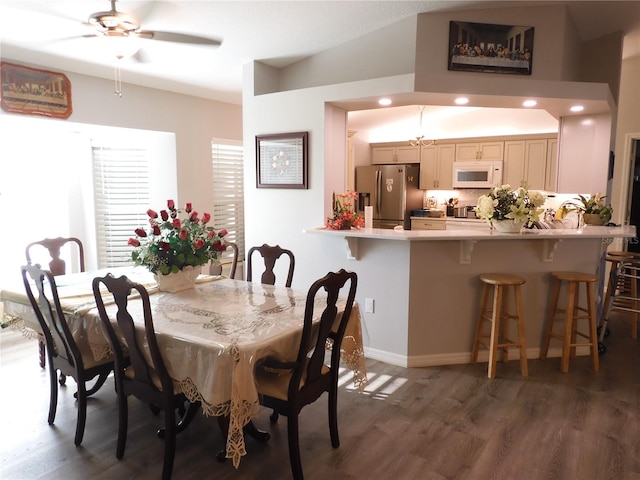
[128,199,229,275]
[475,184,546,227]
[326,191,364,230]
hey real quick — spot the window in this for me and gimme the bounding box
[211,140,245,263]
[92,145,151,267]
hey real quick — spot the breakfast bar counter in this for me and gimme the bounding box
[303,225,636,368]
[305,225,635,263]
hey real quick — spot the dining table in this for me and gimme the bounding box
[1,266,368,468]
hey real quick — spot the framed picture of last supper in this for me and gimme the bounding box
[448,21,534,75]
[1,62,72,119]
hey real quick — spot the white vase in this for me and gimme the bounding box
[492,220,523,233]
[154,265,201,293]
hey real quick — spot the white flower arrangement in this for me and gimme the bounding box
[475,185,546,227]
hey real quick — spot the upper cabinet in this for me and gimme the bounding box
[503,137,558,190]
[455,141,504,162]
[371,145,419,164]
[371,134,558,191]
[420,143,455,189]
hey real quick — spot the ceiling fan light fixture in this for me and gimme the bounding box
[90,15,137,32]
[88,0,139,34]
[103,36,141,58]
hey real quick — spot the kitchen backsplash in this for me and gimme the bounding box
[423,189,582,216]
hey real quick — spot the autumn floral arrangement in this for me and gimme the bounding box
[128,199,228,275]
[325,191,364,230]
[475,185,546,227]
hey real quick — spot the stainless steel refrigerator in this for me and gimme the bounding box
[355,165,423,229]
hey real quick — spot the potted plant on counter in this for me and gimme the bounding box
[564,193,613,225]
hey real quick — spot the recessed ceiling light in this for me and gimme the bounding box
[378,98,392,106]
[522,100,537,107]
[570,105,584,112]
[454,97,469,105]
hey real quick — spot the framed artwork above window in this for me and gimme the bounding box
[0,62,73,118]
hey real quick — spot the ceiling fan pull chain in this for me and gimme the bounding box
[114,57,123,97]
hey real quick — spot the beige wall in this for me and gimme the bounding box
[243,5,626,359]
[580,32,624,102]
[611,53,640,225]
[0,59,243,215]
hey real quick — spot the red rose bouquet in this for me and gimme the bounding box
[129,199,229,275]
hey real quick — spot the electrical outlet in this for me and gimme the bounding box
[365,298,374,313]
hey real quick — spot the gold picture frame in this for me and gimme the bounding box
[256,132,308,189]
[1,62,72,119]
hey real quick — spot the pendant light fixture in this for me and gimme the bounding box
[409,105,435,147]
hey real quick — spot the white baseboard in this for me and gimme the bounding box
[363,346,592,369]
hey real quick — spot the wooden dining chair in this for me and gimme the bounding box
[92,273,201,480]
[246,244,295,287]
[25,236,85,373]
[21,263,113,447]
[25,237,85,276]
[254,269,358,480]
[209,241,239,279]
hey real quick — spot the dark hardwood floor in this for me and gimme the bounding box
[2,313,640,480]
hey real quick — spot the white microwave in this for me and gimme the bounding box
[452,161,503,188]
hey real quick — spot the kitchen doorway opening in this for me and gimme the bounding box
[626,138,640,252]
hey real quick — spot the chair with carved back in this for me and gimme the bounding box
[92,273,201,480]
[254,269,358,480]
[209,241,239,279]
[21,263,113,447]
[25,237,85,373]
[246,244,295,287]
[246,243,296,423]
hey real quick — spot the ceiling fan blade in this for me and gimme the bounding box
[135,30,222,47]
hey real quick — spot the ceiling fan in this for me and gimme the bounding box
[83,0,222,47]
[76,0,221,96]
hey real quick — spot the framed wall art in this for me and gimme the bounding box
[256,131,308,189]
[448,21,534,75]
[0,62,72,119]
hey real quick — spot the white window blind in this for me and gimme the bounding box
[92,145,151,267]
[211,140,245,263]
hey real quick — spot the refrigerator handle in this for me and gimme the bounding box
[375,169,381,214]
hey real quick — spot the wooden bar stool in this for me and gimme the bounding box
[541,271,599,373]
[471,273,528,379]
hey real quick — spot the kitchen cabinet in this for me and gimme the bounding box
[411,217,446,230]
[371,145,419,164]
[504,138,557,190]
[445,219,490,230]
[455,141,504,162]
[411,217,489,230]
[419,143,455,189]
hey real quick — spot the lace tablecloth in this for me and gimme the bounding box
[0,267,368,468]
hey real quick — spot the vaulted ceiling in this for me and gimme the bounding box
[1,1,638,105]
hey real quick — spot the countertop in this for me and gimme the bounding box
[304,225,636,242]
